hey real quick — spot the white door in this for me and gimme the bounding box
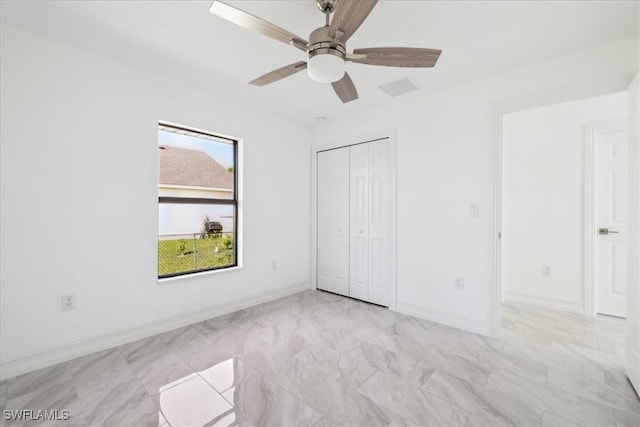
[595,120,629,318]
[367,139,392,306]
[349,144,369,301]
[317,148,350,295]
[348,140,393,306]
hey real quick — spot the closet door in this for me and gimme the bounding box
[368,139,392,306]
[317,148,350,295]
[349,144,370,300]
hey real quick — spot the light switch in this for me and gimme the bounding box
[470,204,480,217]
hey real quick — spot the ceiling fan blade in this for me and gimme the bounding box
[331,72,358,103]
[209,1,308,52]
[329,0,378,43]
[249,61,308,86]
[350,47,442,67]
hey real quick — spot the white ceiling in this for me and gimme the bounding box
[1,0,638,125]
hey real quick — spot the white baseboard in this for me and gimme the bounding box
[503,290,584,314]
[395,302,491,336]
[0,282,311,381]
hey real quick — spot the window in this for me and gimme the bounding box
[158,123,238,278]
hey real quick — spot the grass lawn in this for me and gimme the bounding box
[158,235,234,277]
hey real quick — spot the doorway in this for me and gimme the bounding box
[497,91,629,325]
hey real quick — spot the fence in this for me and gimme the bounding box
[158,232,234,277]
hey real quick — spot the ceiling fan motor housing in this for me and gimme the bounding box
[307,26,346,83]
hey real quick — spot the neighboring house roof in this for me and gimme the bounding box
[158,146,232,189]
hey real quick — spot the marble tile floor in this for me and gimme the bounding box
[0,289,638,426]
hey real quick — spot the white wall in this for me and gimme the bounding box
[311,37,639,336]
[626,73,640,396]
[0,25,311,379]
[502,93,628,312]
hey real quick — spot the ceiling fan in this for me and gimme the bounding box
[209,0,442,103]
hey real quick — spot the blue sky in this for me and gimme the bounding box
[158,129,234,169]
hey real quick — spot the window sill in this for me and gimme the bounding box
[157,265,243,284]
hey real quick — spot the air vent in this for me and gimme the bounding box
[378,78,419,97]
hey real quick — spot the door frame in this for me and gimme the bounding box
[311,128,398,311]
[492,75,631,338]
[584,119,628,317]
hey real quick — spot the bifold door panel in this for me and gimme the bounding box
[350,143,370,301]
[317,148,350,296]
[367,140,392,306]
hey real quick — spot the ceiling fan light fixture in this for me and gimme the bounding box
[308,53,345,83]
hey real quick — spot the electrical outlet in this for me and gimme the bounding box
[542,266,551,277]
[61,294,76,311]
[454,277,465,290]
[272,260,278,271]
[469,204,480,218]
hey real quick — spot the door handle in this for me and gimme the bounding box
[599,228,619,235]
